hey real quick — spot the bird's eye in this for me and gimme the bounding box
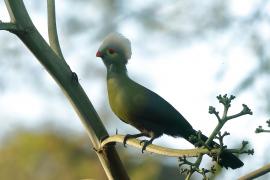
[108,48,115,54]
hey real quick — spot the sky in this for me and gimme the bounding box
[0,0,270,179]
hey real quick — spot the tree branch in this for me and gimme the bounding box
[101,134,252,158]
[47,0,64,59]
[3,0,129,179]
[185,94,253,179]
[238,163,270,180]
[101,134,211,157]
[255,119,270,133]
[0,22,17,32]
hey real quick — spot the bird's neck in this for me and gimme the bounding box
[106,63,130,104]
[106,63,128,80]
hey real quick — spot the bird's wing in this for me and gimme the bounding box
[131,82,194,137]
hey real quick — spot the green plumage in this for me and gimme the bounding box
[107,66,194,139]
[96,33,243,169]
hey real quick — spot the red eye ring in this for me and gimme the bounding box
[108,48,115,54]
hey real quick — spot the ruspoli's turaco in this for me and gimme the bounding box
[96,33,243,169]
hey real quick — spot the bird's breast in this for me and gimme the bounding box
[107,78,133,121]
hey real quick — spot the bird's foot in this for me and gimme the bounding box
[123,134,132,147]
[139,135,158,153]
[123,133,146,147]
[139,139,151,153]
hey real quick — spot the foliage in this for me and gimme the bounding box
[0,128,182,180]
[0,129,106,180]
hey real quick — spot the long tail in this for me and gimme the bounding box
[185,129,244,169]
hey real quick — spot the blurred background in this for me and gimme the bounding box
[0,0,270,179]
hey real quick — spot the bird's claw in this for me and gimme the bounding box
[139,139,147,145]
[140,139,150,153]
[123,134,131,147]
[123,133,147,148]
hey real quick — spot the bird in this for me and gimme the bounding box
[96,32,244,169]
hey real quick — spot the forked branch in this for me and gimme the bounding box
[184,94,253,179]
[2,0,129,179]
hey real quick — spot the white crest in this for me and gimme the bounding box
[99,32,132,60]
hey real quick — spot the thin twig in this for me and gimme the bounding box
[185,95,252,179]
[255,119,270,133]
[238,163,270,180]
[47,0,64,59]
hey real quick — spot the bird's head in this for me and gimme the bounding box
[96,33,131,67]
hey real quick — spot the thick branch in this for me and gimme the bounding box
[238,163,270,180]
[47,0,64,59]
[3,0,129,179]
